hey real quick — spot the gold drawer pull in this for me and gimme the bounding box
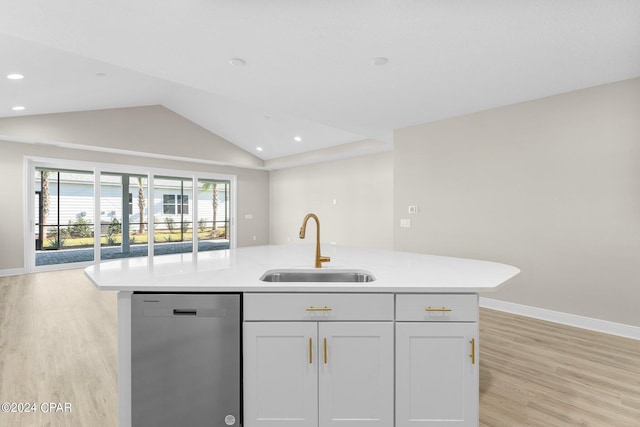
[425,306,452,312]
[323,337,328,364]
[306,306,332,312]
[309,337,313,364]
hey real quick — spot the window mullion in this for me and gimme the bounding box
[148,174,155,258]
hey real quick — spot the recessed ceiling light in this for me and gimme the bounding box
[229,58,247,67]
[256,146,263,152]
[12,106,26,111]
[294,136,302,142]
[7,73,24,80]
[372,57,388,66]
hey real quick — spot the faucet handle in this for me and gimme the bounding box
[315,255,331,268]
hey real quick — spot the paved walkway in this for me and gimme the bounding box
[36,241,230,266]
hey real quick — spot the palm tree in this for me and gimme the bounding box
[41,170,50,230]
[137,177,146,233]
[200,181,218,236]
[40,170,51,247]
[40,171,51,225]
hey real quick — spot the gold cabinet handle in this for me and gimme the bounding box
[309,337,313,364]
[323,337,328,364]
[306,306,332,312]
[425,306,452,312]
[470,338,476,365]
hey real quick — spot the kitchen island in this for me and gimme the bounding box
[85,244,519,427]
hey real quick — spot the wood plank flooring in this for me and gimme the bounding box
[479,308,640,426]
[1,270,639,426]
[0,270,117,427]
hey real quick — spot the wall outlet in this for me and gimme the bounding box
[408,205,418,214]
[400,219,411,228]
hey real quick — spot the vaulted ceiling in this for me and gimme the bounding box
[2,1,639,162]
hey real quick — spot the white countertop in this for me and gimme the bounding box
[84,244,519,293]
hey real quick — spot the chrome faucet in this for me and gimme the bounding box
[299,213,331,268]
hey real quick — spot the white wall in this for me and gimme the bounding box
[393,77,640,327]
[269,151,393,250]
[0,106,270,272]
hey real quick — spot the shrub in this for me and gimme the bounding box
[108,218,122,235]
[68,217,93,238]
[47,232,67,249]
[106,218,121,246]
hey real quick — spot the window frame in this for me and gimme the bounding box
[25,156,237,273]
[163,194,176,215]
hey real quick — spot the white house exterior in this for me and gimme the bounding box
[35,171,230,237]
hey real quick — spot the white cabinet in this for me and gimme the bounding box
[396,322,478,426]
[243,322,318,427]
[244,292,480,427]
[243,294,394,427]
[319,322,394,426]
[395,295,479,427]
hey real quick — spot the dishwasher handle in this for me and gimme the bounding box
[173,309,197,316]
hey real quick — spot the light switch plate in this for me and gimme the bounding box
[400,219,411,228]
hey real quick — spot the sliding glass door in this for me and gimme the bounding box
[29,158,236,271]
[153,176,194,255]
[34,168,95,266]
[100,173,149,260]
[197,179,231,252]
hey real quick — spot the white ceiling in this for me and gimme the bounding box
[1,0,639,162]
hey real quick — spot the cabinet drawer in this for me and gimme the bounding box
[244,293,394,321]
[396,294,478,322]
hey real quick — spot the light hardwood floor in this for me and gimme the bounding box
[0,270,117,427]
[480,309,640,426]
[1,270,639,426]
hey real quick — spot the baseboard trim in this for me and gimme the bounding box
[480,297,640,341]
[0,268,25,277]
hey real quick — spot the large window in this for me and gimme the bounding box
[154,177,193,255]
[29,159,235,271]
[197,179,231,252]
[100,173,149,260]
[34,168,95,266]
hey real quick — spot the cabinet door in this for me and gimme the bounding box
[396,322,478,427]
[318,322,394,427]
[244,322,318,427]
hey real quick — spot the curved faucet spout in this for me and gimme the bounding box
[299,213,331,268]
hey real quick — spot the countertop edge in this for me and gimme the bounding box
[90,285,497,293]
[84,244,520,293]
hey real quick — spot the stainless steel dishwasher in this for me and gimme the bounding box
[132,293,241,427]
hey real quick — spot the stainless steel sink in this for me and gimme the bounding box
[260,269,376,283]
